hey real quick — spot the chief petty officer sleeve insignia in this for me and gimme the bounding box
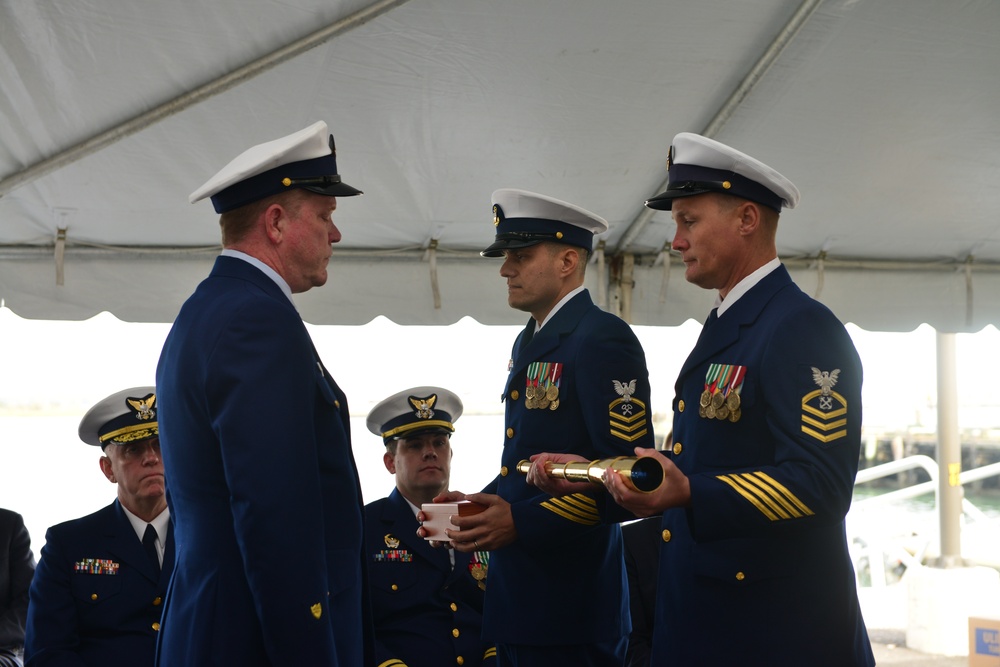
[801,367,848,443]
[609,379,648,442]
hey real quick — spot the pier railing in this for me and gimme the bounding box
[849,456,1000,586]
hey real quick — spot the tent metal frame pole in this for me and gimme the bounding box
[934,331,963,567]
[0,0,411,198]
[613,0,824,255]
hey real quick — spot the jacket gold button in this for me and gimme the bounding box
[511,390,519,401]
[153,596,162,606]
[452,628,460,638]
[391,584,398,591]
[457,657,465,665]
[736,571,745,581]
[673,442,683,455]
[661,530,671,543]
[152,622,161,631]
[678,399,685,412]
[450,602,458,612]
[506,427,514,438]
[500,466,508,476]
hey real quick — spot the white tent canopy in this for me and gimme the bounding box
[2,0,999,331]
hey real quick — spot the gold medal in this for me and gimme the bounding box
[705,404,717,419]
[525,385,536,400]
[537,397,550,410]
[711,391,724,409]
[699,405,707,418]
[700,390,712,408]
[726,392,741,411]
[525,397,536,410]
[546,385,559,401]
[728,408,741,422]
[470,564,486,581]
[549,398,559,410]
[716,405,729,420]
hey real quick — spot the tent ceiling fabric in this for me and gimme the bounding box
[2,0,999,331]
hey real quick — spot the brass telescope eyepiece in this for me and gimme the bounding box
[516,456,663,493]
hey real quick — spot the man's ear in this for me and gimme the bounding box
[558,246,581,277]
[383,451,396,474]
[263,203,286,244]
[737,201,762,236]
[99,456,116,483]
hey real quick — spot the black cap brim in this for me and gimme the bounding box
[480,236,544,258]
[303,181,363,198]
[644,186,713,211]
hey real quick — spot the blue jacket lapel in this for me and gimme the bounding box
[110,501,161,584]
[509,290,592,380]
[679,266,793,379]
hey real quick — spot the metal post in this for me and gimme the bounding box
[934,331,963,567]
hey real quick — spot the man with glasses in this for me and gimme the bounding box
[25,387,173,667]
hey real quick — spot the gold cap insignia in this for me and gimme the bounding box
[127,393,156,420]
[310,602,322,619]
[409,394,437,420]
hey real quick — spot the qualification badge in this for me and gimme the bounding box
[372,534,412,563]
[700,364,745,422]
[525,362,562,410]
[801,367,848,443]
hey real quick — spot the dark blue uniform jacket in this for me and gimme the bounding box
[25,501,173,667]
[653,265,875,666]
[155,255,372,667]
[365,489,495,667]
[484,289,654,646]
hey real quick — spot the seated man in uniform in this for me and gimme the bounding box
[364,386,495,667]
[25,387,173,667]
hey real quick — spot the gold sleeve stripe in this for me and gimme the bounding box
[801,390,848,419]
[609,398,648,441]
[609,407,648,424]
[378,660,407,667]
[716,472,815,521]
[540,493,600,525]
[609,416,648,432]
[483,647,498,658]
[801,414,847,431]
[717,475,781,521]
[744,472,815,517]
[802,425,848,442]
[611,426,649,442]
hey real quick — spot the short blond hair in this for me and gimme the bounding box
[219,189,309,246]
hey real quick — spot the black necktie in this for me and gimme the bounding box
[517,320,535,356]
[705,308,719,327]
[142,524,160,574]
